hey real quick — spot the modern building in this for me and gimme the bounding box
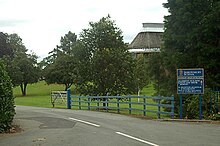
[128,23,164,58]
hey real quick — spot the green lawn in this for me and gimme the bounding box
[14,81,66,108]
[14,81,170,118]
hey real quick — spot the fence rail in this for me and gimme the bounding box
[67,89,174,119]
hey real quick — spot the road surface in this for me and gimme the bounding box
[0,106,219,146]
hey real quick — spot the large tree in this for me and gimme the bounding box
[162,0,220,94]
[1,33,40,96]
[158,0,220,118]
[43,31,79,90]
[78,16,136,96]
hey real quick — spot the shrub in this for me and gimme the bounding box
[165,88,219,119]
[0,61,15,133]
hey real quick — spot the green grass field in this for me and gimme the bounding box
[14,81,66,108]
[14,81,169,118]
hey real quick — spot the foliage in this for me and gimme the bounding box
[11,53,40,96]
[158,0,220,119]
[146,53,168,96]
[78,16,136,96]
[42,31,78,90]
[0,33,40,96]
[0,61,15,133]
[43,54,77,90]
[134,56,150,95]
[0,32,13,58]
[163,0,220,93]
[172,88,219,119]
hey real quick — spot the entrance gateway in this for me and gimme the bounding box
[177,68,204,119]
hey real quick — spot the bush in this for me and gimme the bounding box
[0,61,15,133]
[168,88,219,119]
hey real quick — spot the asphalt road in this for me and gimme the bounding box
[0,106,219,146]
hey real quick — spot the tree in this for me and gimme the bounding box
[0,32,13,58]
[44,54,77,90]
[163,0,220,93]
[78,16,136,96]
[0,61,15,133]
[160,0,220,118]
[1,33,40,96]
[12,53,40,96]
[43,31,79,90]
[134,56,150,96]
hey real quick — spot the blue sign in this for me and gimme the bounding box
[177,69,204,94]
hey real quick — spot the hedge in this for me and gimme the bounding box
[0,61,15,133]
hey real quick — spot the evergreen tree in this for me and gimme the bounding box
[0,61,15,132]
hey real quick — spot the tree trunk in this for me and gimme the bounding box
[23,83,27,96]
[65,84,68,91]
[20,83,27,96]
[20,83,24,96]
[65,83,72,91]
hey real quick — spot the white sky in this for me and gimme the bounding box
[0,0,168,59]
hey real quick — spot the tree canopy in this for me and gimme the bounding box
[0,32,40,96]
[149,0,220,118]
[0,61,15,132]
[157,0,220,96]
[78,16,136,96]
[43,31,79,90]
[0,32,13,58]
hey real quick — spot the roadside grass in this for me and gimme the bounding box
[14,81,170,118]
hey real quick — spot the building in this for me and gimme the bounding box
[128,23,164,58]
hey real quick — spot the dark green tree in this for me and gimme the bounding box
[0,61,15,133]
[160,0,220,118]
[0,32,13,58]
[78,16,136,96]
[1,33,40,96]
[163,0,220,94]
[12,53,40,96]
[44,54,77,90]
[43,31,78,90]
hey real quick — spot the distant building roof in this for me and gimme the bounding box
[142,23,164,32]
[128,23,164,53]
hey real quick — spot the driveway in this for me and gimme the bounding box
[0,106,219,146]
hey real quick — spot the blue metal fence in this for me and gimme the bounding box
[67,89,174,119]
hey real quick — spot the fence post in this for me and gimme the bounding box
[117,96,120,114]
[210,94,212,114]
[158,95,161,119]
[143,96,146,116]
[106,94,109,112]
[88,96,90,110]
[199,94,202,120]
[129,96,131,114]
[67,88,71,109]
[171,95,174,119]
[79,96,81,110]
[97,95,100,111]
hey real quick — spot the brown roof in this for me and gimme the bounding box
[128,32,163,49]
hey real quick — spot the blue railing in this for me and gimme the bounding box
[67,89,174,119]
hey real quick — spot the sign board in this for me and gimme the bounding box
[177,69,204,94]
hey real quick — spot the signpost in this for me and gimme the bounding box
[177,68,204,119]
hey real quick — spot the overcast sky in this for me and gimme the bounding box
[0,0,168,59]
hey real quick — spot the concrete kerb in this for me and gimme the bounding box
[156,118,220,124]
